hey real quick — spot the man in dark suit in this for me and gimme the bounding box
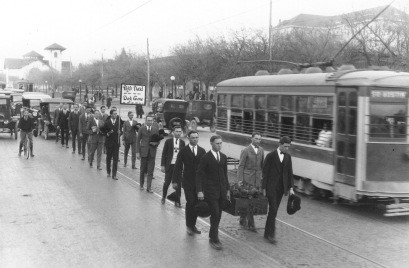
[103,109,122,180]
[78,106,92,160]
[196,135,230,250]
[123,111,139,169]
[262,136,295,244]
[68,103,81,154]
[172,130,206,235]
[53,103,63,143]
[136,114,159,193]
[58,103,70,148]
[161,126,185,207]
[87,110,105,170]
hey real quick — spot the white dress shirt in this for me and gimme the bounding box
[277,148,284,162]
[189,144,196,156]
[211,149,220,162]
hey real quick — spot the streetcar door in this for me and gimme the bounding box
[335,87,358,186]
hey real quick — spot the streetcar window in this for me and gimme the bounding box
[338,92,346,106]
[337,108,346,134]
[311,96,333,115]
[255,95,267,109]
[231,95,242,108]
[337,141,345,156]
[267,95,279,110]
[281,116,294,138]
[296,96,309,113]
[266,112,279,138]
[217,94,226,106]
[216,108,227,131]
[349,92,357,107]
[295,114,310,143]
[369,102,407,140]
[281,96,295,111]
[349,108,357,135]
[255,111,266,134]
[244,95,254,109]
[243,110,253,134]
[230,108,243,133]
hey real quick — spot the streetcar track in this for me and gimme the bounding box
[103,148,388,268]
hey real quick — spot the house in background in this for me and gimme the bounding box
[2,43,71,87]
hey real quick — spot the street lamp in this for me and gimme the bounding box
[170,76,175,99]
[45,81,48,93]
[79,79,82,101]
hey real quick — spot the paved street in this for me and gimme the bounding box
[1,104,409,267]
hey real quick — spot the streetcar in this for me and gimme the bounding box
[215,66,409,216]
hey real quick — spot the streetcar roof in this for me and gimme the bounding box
[216,70,409,91]
[335,70,409,88]
[217,73,332,88]
[23,94,52,100]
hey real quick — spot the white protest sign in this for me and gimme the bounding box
[120,84,146,105]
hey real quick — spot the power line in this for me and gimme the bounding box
[84,0,153,38]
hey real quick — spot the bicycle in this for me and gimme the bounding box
[23,131,32,159]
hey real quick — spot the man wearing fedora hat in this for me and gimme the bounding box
[262,136,294,244]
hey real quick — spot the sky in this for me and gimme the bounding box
[0,0,408,66]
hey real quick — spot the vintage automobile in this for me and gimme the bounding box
[10,93,23,118]
[186,100,216,133]
[151,98,189,133]
[38,98,73,140]
[22,92,51,132]
[0,94,19,139]
[62,90,77,102]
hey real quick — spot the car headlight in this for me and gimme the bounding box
[4,120,9,124]
[33,112,37,116]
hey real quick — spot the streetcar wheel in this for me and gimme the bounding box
[190,120,197,131]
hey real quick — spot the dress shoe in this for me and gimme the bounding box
[264,236,276,244]
[30,154,35,157]
[107,173,111,177]
[72,151,75,154]
[146,189,154,193]
[112,176,118,180]
[248,226,258,233]
[175,202,182,208]
[192,227,201,234]
[132,166,137,169]
[161,198,165,204]
[140,186,144,190]
[186,227,194,236]
[97,166,102,170]
[81,157,85,160]
[18,152,21,157]
[62,144,64,147]
[89,163,93,167]
[123,163,127,167]
[66,146,69,149]
[209,239,222,250]
[78,151,82,155]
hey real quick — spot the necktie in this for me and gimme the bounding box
[254,145,259,149]
[175,138,178,145]
[280,152,284,155]
[217,152,220,162]
[192,146,195,156]
[148,127,151,133]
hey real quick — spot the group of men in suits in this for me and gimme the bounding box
[161,130,231,250]
[52,103,142,180]
[236,134,295,244]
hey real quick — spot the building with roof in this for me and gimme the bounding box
[2,43,71,86]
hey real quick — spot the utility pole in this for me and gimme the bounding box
[147,38,151,106]
[268,0,273,72]
[101,53,104,92]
